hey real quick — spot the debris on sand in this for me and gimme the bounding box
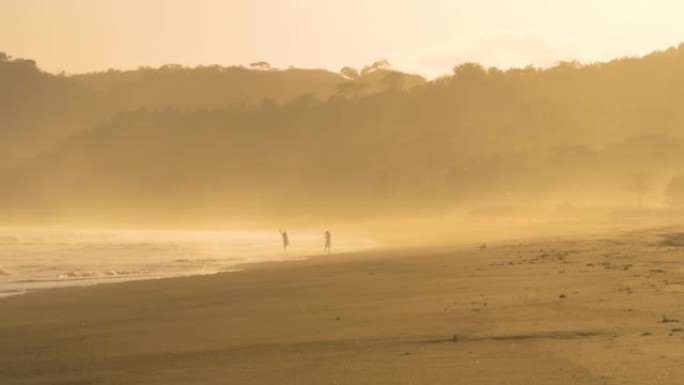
[659,315,680,323]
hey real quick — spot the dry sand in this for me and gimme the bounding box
[1,227,684,384]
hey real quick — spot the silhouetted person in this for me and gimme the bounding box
[324,231,331,254]
[279,229,289,254]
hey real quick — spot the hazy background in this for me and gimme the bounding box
[3,0,684,77]
[2,1,684,242]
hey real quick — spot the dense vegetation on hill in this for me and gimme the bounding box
[3,45,684,225]
[0,55,423,163]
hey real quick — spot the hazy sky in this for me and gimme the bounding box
[2,0,684,77]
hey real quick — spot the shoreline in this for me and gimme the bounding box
[1,227,684,384]
[0,228,378,298]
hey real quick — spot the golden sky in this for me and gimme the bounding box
[2,0,684,77]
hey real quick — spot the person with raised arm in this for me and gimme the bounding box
[279,229,290,254]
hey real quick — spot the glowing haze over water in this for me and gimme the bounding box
[0,230,377,296]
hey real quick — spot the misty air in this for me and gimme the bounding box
[1,1,684,384]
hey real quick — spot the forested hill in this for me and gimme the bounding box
[3,45,684,225]
[0,54,423,166]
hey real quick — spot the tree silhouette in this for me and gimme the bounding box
[452,62,487,78]
[361,59,391,76]
[249,61,271,71]
[625,173,649,208]
[340,66,359,79]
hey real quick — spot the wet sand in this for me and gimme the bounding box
[1,228,684,384]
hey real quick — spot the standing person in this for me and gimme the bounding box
[324,231,331,254]
[279,229,289,254]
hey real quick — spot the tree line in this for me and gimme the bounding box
[3,46,684,225]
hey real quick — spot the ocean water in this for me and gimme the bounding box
[0,229,377,297]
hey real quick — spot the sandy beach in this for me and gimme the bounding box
[1,227,684,385]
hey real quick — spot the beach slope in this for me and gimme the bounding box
[1,229,684,384]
